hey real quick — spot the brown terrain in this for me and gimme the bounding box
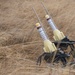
[0,0,75,75]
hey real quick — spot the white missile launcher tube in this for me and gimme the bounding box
[45,15,65,41]
[45,15,57,31]
[36,23,48,41]
[36,23,57,53]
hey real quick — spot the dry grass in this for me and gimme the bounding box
[0,0,75,75]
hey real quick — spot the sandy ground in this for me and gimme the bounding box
[0,0,75,75]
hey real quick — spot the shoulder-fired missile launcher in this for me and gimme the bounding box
[45,15,65,41]
[36,23,57,53]
[41,2,75,64]
[35,23,70,66]
[45,14,75,56]
[32,3,75,67]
